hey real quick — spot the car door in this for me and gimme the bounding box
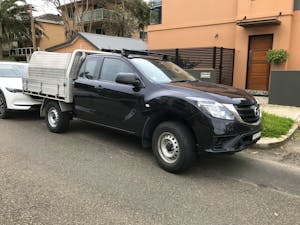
[73,55,102,121]
[93,57,145,133]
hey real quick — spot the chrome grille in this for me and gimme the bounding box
[235,104,260,123]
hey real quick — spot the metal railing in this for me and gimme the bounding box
[77,8,121,24]
[9,47,39,57]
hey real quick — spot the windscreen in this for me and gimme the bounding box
[130,58,196,83]
[0,63,28,78]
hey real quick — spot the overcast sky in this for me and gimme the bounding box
[25,0,58,16]
[25,0,149,17]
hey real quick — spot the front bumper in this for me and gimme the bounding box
[207,129,261,153]
[190,114,262,153]
[4,91,41,110]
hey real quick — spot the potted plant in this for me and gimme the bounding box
[266,49,288,65]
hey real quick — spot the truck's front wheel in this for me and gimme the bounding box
[152,121,196,173]
[45,102,70,133]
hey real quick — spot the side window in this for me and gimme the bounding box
[100,58,134,82]
[79,57,99,80]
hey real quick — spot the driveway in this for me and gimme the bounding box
[0,112,299,225]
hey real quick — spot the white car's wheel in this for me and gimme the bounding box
[0,93,8,119]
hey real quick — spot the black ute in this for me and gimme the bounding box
[49,51,262,173]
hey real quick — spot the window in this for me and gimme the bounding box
[79,57,99,80]
[150,0,162,25]
[139,31,148,41]
[130,58,195,84]
[295,0,300,10]
[95,28,104,34]
[0,64,28,78]
[100,58,134,82]
[67,6,75,18]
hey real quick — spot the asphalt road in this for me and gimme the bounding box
[0,112,299,225]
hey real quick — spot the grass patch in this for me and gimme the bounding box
[262,112,294,138]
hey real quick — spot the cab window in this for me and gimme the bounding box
[100,58,134,82]
[79,57,100,80]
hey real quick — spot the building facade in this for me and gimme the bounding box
[36,15,66,51]
[8,14,66,61]
[148,0,300,91]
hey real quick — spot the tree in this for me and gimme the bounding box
[46,0,102,39]
[0,0,29,59]
[46,0,149,39]
[0,0,47,59]
[112,0,149,37]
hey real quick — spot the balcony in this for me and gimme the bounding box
[149,0,162,9]
[9,47,39,57]
[9,47,40,61]
[77,8,121,24]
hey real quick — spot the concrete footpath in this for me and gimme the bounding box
[255,97,300,148]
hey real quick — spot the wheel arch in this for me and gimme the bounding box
[40,99,73,117]
[141,111,197,148]
[0,88,7,99]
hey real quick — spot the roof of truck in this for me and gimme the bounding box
[46,32,148,52]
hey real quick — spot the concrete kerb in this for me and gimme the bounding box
[254,114,300,149]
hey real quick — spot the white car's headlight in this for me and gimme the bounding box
[186,97,235,120]
[6,87,23,93]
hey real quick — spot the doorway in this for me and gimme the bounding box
[246,34,273,91]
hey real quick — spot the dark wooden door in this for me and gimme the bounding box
[247,35,273,91]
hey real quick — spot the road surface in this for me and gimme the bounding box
[0,112,299,225]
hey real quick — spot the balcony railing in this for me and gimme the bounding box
[9,47,39,57]
[149,0,162,9]
[77,8,121,24]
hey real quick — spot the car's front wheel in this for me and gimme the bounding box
[45,101,70,133]
[152,121,196,173]
[0,93,8,119]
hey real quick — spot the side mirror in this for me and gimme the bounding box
[116,73,141,87]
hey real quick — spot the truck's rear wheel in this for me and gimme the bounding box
[152,121,196,173]
[0,93,8,119]
[45,102,70,133]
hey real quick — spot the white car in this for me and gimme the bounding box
[0,61,41,119]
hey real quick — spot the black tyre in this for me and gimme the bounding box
[152,121,196,173]
[0,93,9,119]
[45,101,70,133]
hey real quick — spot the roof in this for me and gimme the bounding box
[36,14,63,25]
[46,32,148,52]
[79,33,148,51]
[37,14,63,22]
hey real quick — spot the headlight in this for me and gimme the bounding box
[6,87,23,93]
[186,97,235,120]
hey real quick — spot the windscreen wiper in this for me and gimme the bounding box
[171,79,198,83]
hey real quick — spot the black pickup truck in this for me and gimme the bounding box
[25,50,262,173]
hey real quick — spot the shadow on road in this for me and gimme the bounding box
[7,110,41,120]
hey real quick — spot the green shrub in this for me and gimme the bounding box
[266,49,288,64]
